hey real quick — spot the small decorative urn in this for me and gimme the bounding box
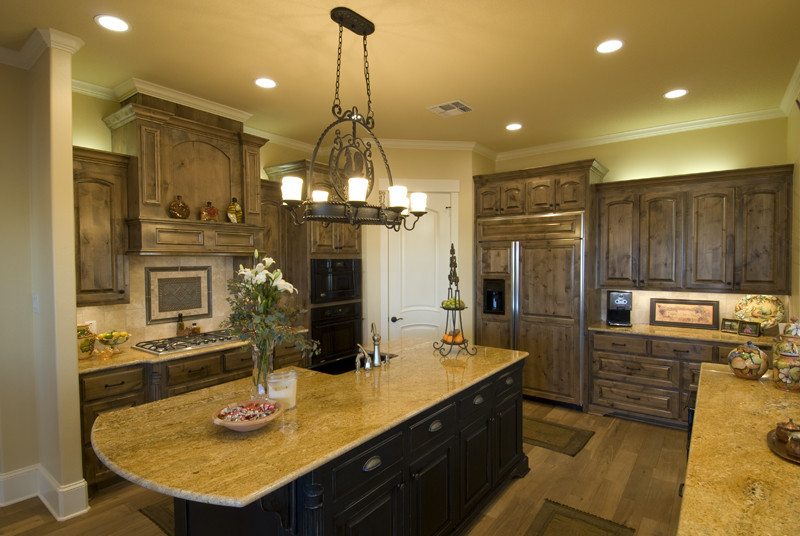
[727,341,769,380]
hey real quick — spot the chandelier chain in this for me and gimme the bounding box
[332,24,343,116]
[363,35,374,124]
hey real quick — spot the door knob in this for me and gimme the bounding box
[390,316,403,323]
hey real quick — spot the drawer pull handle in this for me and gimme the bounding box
[362,455,382,472]
[187,367,206,374]
[625,394,641,401]
[672,349,689,354]
[428,420,443,433]
[626,363,642,371]
[473,394,485,406]
[505,377,514,386]
[104,381,125,389]
[611,342,626,347]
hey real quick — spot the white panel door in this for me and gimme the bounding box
[386,193,453,340]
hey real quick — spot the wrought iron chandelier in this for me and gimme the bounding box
[280,7,427,231]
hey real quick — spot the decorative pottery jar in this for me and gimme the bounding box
[168,195,190,219]
[76,323,95,359]
[200,201,219,221]
[784,316,800,336]
[773,336,799,357]
[727,341,769,380]
[773,352,800,392]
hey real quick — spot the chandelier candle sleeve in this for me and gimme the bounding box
[410,192,427,213]
[281,176,304,201]
[388,185,408,208]
[348,177,369,203]
[312,190,329,202]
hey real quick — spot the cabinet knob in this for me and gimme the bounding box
[505,377,514,386]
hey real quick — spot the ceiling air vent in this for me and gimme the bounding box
[427,100,473,118]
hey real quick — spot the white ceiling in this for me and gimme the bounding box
[2,0,800,157]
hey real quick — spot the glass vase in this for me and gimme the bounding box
[251,341,275,399]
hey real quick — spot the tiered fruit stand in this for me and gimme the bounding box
[433,244,476,357]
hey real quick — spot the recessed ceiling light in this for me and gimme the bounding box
[506,123,522,131]
[664,89,688,99]
[94,15,129,32]
[596,39,623,54]
[255,78,277,89]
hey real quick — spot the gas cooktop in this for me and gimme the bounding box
[134,329,241,356]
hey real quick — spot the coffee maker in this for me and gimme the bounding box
[607,290,632,327]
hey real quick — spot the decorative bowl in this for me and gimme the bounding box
[734,295,784,329]
[212,399,284,432]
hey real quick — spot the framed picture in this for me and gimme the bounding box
[649,298,720,330]
[720,318,740,334]
[738,320,761,337]
[145,266,213,324]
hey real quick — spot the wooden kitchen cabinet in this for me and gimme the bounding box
[309,221,361,256]
[103,94,266,255]
[146,346,251,400]
[73,147,130,305]
[475,181,525,217]
[525,171,586,214]
[597,187,683,289]
[595,164,792,293]
[80,365,146,486]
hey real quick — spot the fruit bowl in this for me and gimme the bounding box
[213,399,284,432]
[96,331,129,353]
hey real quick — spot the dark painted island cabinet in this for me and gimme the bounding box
[174,362,527,536]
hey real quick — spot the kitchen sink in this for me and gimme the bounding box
[311,352,398,375]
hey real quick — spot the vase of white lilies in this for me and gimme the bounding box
[223,250,317,399]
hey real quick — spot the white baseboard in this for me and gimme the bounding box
[0,464,88,520]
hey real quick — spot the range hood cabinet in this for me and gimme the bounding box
[103,96,266,255]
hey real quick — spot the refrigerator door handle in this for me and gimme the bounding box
[511,241,520,350]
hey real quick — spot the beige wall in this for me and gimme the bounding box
[497,118,789,182]
[788,100,800,315]
[71,93,117,151]
[0,64,38,475]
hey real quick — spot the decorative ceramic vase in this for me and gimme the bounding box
[227,198,243,223]
[773,335,799,357]
[784,317,800,336]
[251,342,275,399]
[727,341,769,380]
[200,201,218,221]
[773,352,800,392]
[168,195,190,219]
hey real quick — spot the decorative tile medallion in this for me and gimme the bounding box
[146,267,212,324]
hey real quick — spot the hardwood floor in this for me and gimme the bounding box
[0,399,687,536]
[465,399,688,536]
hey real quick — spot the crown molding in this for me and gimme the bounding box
[243,126,314,153]
[378,138,497,159]
[72,79,117,101]
[113,78,252,122]
[0,27,83,70]
[780,57,800,114]
[496,108,788,162]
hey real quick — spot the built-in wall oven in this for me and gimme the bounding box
[310,301,362,366]
[310,259,361,304]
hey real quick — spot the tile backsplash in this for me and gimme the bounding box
[599,289,792,326]
[77,255,234,342]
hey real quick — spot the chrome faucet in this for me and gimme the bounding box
[371,322,382,368]
[356,344,371,372]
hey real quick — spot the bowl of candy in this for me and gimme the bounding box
[213,399,284,432]
[96,330,129,353]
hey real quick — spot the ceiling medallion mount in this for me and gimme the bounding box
[280,8,427,231]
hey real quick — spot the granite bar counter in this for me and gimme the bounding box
[677,363,800,535]
[91,338,528,508]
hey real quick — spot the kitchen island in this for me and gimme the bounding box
[677,363,800,535]
[92,338,529,535]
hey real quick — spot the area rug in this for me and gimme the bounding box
[522,417,594,456]
[139,498,175,536]
[525,499,635,536]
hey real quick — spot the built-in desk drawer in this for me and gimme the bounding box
[81,366,145,402]
[592,378,680,420]
[167,355,222,386]
[593,333,647,355]
[651,340,713,362]
[593,352,680,389]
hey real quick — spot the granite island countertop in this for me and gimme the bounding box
[677,363,800,536]
[91,338,527,507]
